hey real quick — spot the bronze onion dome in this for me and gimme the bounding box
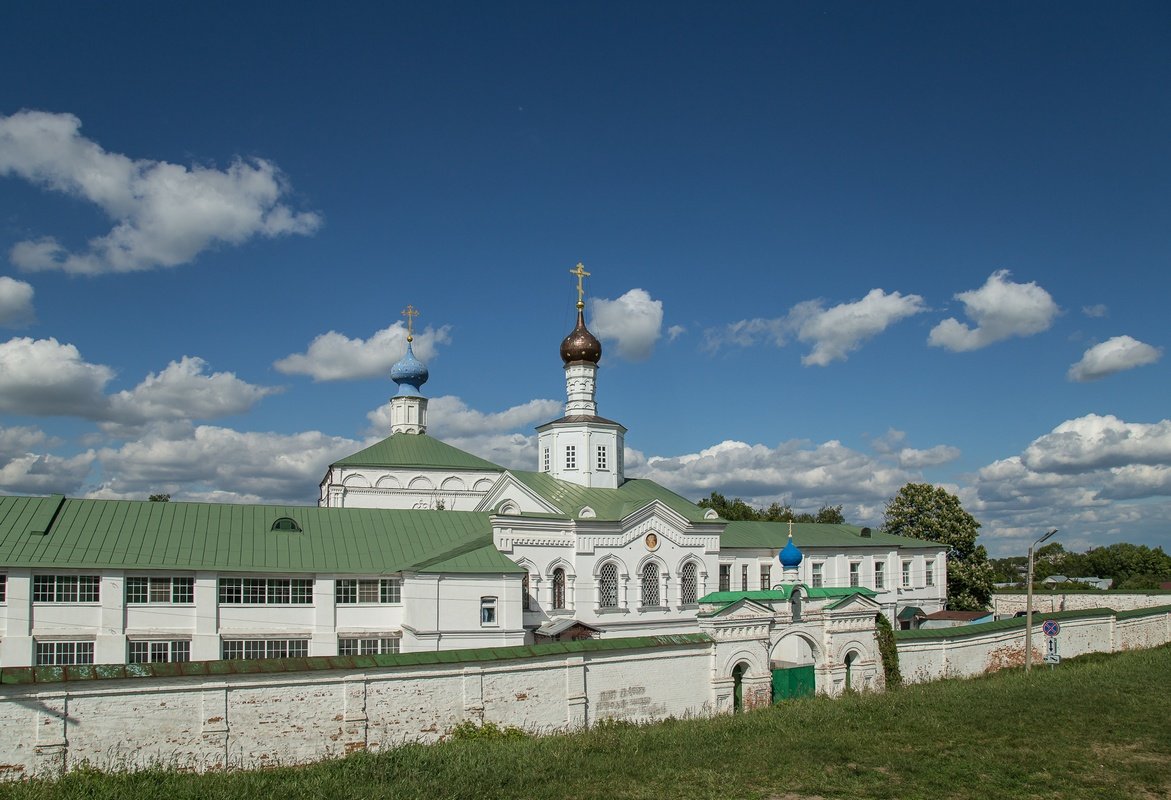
[560,307,602,364]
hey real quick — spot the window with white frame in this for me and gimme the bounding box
[564,445,577,470]
[849,562,861,587]
[552,567,566,609]
[596,445,608,470]
[221,639,309,660]
[33,575,100,603]
[926,560,936,587]
[126,576,194,604]
[680,562,698,605]
[741,564,749,591]
[718,563,731,593]
[875,562,885,589]
[219,577,313,604]
[542,447,550,472]
[522,573,531,611]
[641,562,660,607]
[35,640,94,666]
[760,564,771,590]
[811,562,824,588]
[338,637,400,655]
[480,596,498,626]
[335,578,402,605]
[129,640,190,663]
[598,562,619,608]
[902,560,912,587]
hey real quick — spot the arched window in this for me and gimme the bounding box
[598,562,618,608]
[680,562,698,605]
[552,568,566,610]
[641,562,660,607]
[522,572,531,611]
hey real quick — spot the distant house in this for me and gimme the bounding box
[918,610,995,630]
[1042,575,1112,590]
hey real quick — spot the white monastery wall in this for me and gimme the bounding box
[0,639,713,780]
[993,591,1171,616]
[896,607,1171,684]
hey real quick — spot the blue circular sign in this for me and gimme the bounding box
[1042,619,1061,637]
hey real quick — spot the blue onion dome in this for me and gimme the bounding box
[560,307,602,365]
[390,339,429,397]
[778,534,804,568]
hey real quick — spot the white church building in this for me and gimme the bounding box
[0,269,946,676]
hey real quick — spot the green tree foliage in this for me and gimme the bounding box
[874,612,902,689]
[148,493,171,502]
[1030,542,1171,589]
[882,483,993,611]
[696,492,845,524]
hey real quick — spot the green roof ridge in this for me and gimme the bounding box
[507,472,715,523]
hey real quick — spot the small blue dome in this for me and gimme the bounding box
[390,340,429,397]
[778,535,803,568]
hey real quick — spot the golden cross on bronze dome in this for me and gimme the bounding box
[402,304,419,342]
[569,262,590,309]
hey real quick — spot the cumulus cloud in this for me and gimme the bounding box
[0,337,276,424]
[274,322,452,381]
[1067,335,1162,382]
[0,423,95,495]
[95,423,360,503]
[0,277,35,326]
[1020,414,1171,474]
[703,288,924,364]
[789,289,926,366]
[928,270,1059,352]
[589,288,664,361]
[0,110,320,274]
[0,337,114,416]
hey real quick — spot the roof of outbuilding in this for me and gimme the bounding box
[331,432,505,471]
[507,472,716,523]
[0,494,522,575]
[720,520,939,550]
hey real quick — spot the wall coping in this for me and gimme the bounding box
[0,633,713,687]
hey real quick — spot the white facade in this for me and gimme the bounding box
[319,465,500,510]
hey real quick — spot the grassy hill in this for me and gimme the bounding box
[4,645,1169,800]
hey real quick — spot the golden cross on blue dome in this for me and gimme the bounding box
[401,304,419,342]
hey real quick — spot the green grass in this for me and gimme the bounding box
[4,646,1170,800]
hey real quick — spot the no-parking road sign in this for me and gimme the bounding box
[1042,619,1061,637]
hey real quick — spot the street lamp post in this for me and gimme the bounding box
[1025,528,1058,672]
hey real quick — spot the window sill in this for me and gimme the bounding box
[595,607,629,615]
[638,605,668,613]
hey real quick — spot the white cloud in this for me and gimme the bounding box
[95,423,361,503]
[1082,304,1109,318]
[0,277,35,326]
[1067,335,1162,382]
[1020,414,1171,474]
[895,444,962,469]
[0,110,321,274]
[928,270,1059,352]
[0,338,276,424]
[107,356,281,426]
[0,423,95,495]
[789,289,926,366]
[0,337,113,416]
[274,323,452,381]
[703,288,923,363]
[667,325,686,342]
[589,288,664,361]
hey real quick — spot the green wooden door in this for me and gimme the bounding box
[771,665,815,701]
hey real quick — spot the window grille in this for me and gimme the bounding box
[680,562,698,605]
[598,562,619,608]
[552,568,566,609]
[641,563,660,607]
[522,573,531,611]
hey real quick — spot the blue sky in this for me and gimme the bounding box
[1,2,1168,557]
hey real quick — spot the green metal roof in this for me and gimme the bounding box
[0,494,521,575]
[720,520,939,550]
[696,585,877,615]
[0,632,713,686]
[508,472,716,523]
[332,432,505,471]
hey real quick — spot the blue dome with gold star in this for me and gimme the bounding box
[390,340,428,397]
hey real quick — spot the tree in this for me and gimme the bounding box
[149,493,171,502]
[697,493,849,524]
[882,483,993,611]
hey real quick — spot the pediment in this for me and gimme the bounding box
[475,471,562,516]
[708,598,775,619]
[825,592,882,614]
